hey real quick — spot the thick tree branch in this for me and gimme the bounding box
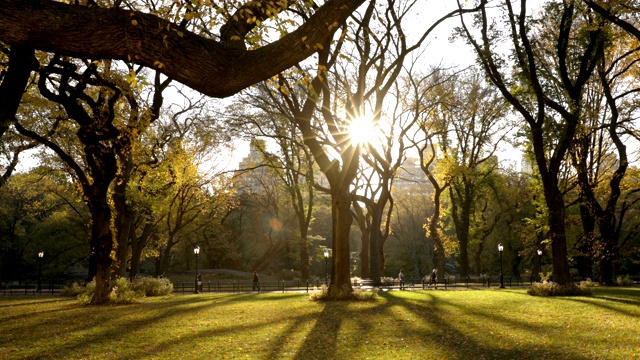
[0,0,364,98]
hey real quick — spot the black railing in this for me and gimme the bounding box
[172,279,327,294]
[0,281,65,295]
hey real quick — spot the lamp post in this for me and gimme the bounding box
[537,249,542,282]
[498,243,505,289]
[37,251,44,293]
[194,246,200,294]
[324,250,329,285]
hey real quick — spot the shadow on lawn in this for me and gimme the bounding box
[0,296,68,308]
[8,290,632,359]
[1,294,243,358]
[561,287,640,318]
[290,291,592,360]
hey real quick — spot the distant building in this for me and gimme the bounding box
[394,157,430,196]
[235,139,270,193]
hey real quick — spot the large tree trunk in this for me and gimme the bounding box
[329,185,354,296]
[369,205,383,284]
[129,221,154,280]
[88,197,115,305]
[112,152,134,278]
[450,185,472,277]
[0,46,35,138]
[576,203,596,279]
[360,228,370,279]
[545,188,572,285]
[299,233,310,280]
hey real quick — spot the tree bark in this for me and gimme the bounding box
[330,184,354,295]
[0,0,364,98]
[0,46,36,138]
[87,195,114,304]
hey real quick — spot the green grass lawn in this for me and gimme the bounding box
[1,287,639,359]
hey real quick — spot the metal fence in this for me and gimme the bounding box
[173,279,331,294]
[0,281,64,295]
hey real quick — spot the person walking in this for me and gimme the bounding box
[398,270,405,290]
[252,271,260,292]
[196,273,203,293]
[430,268,437,289]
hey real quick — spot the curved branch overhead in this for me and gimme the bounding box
[0,0,365,98]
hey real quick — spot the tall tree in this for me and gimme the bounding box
[569,27,640,284]
[232,86,317,280]
[0,44,38,188]
[442,69,510,277]
[457,0,606,285]
[15,58,169,304]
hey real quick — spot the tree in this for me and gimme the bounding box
[0,0,367,98]
[407,69,458,282]
[0,169,89,283]
[568,25,640,284]
[457,0,607,285]
[441,69,510,277]
[232,86,317,280]
[15,57,169,304]
[0,44,38,188]
[388,165,434,278]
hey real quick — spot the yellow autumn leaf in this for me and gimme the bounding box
[315,43,324,50]
[131,19,138,26]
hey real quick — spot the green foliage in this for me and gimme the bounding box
[109,277,141,304]
[77,279,96,305]
[527,281,592,297]
[616,275,634,287]
[579,278,598,288]
[540,271,553,282]
[66,277,173,304]
[131,276,174,296]
[309,284,378,301]
[60,281,88,297]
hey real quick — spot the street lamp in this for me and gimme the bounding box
[194,246,200,294]
[37,251,44,293]
[324,250,329,285]
[537,249,543,282]
[498,243,505,289]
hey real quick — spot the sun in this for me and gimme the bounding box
[348,116,376,146]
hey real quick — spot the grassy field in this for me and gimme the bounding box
[1,287,639,359]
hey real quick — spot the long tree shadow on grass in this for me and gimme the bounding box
[560,287,640,318]
[290,291,595,360]
[1,294,251,358]
[386,291,599,360]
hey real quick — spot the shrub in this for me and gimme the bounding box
[579,278,598,288]
[108,277,142,304]
[616,275,634,287]
[540,272,553,282]
[527,281,592,297]
[60,281,87,297]
[70,277,165,304]
[77,279,96,304]
[131,277,173,297]
[309,284,378,301]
